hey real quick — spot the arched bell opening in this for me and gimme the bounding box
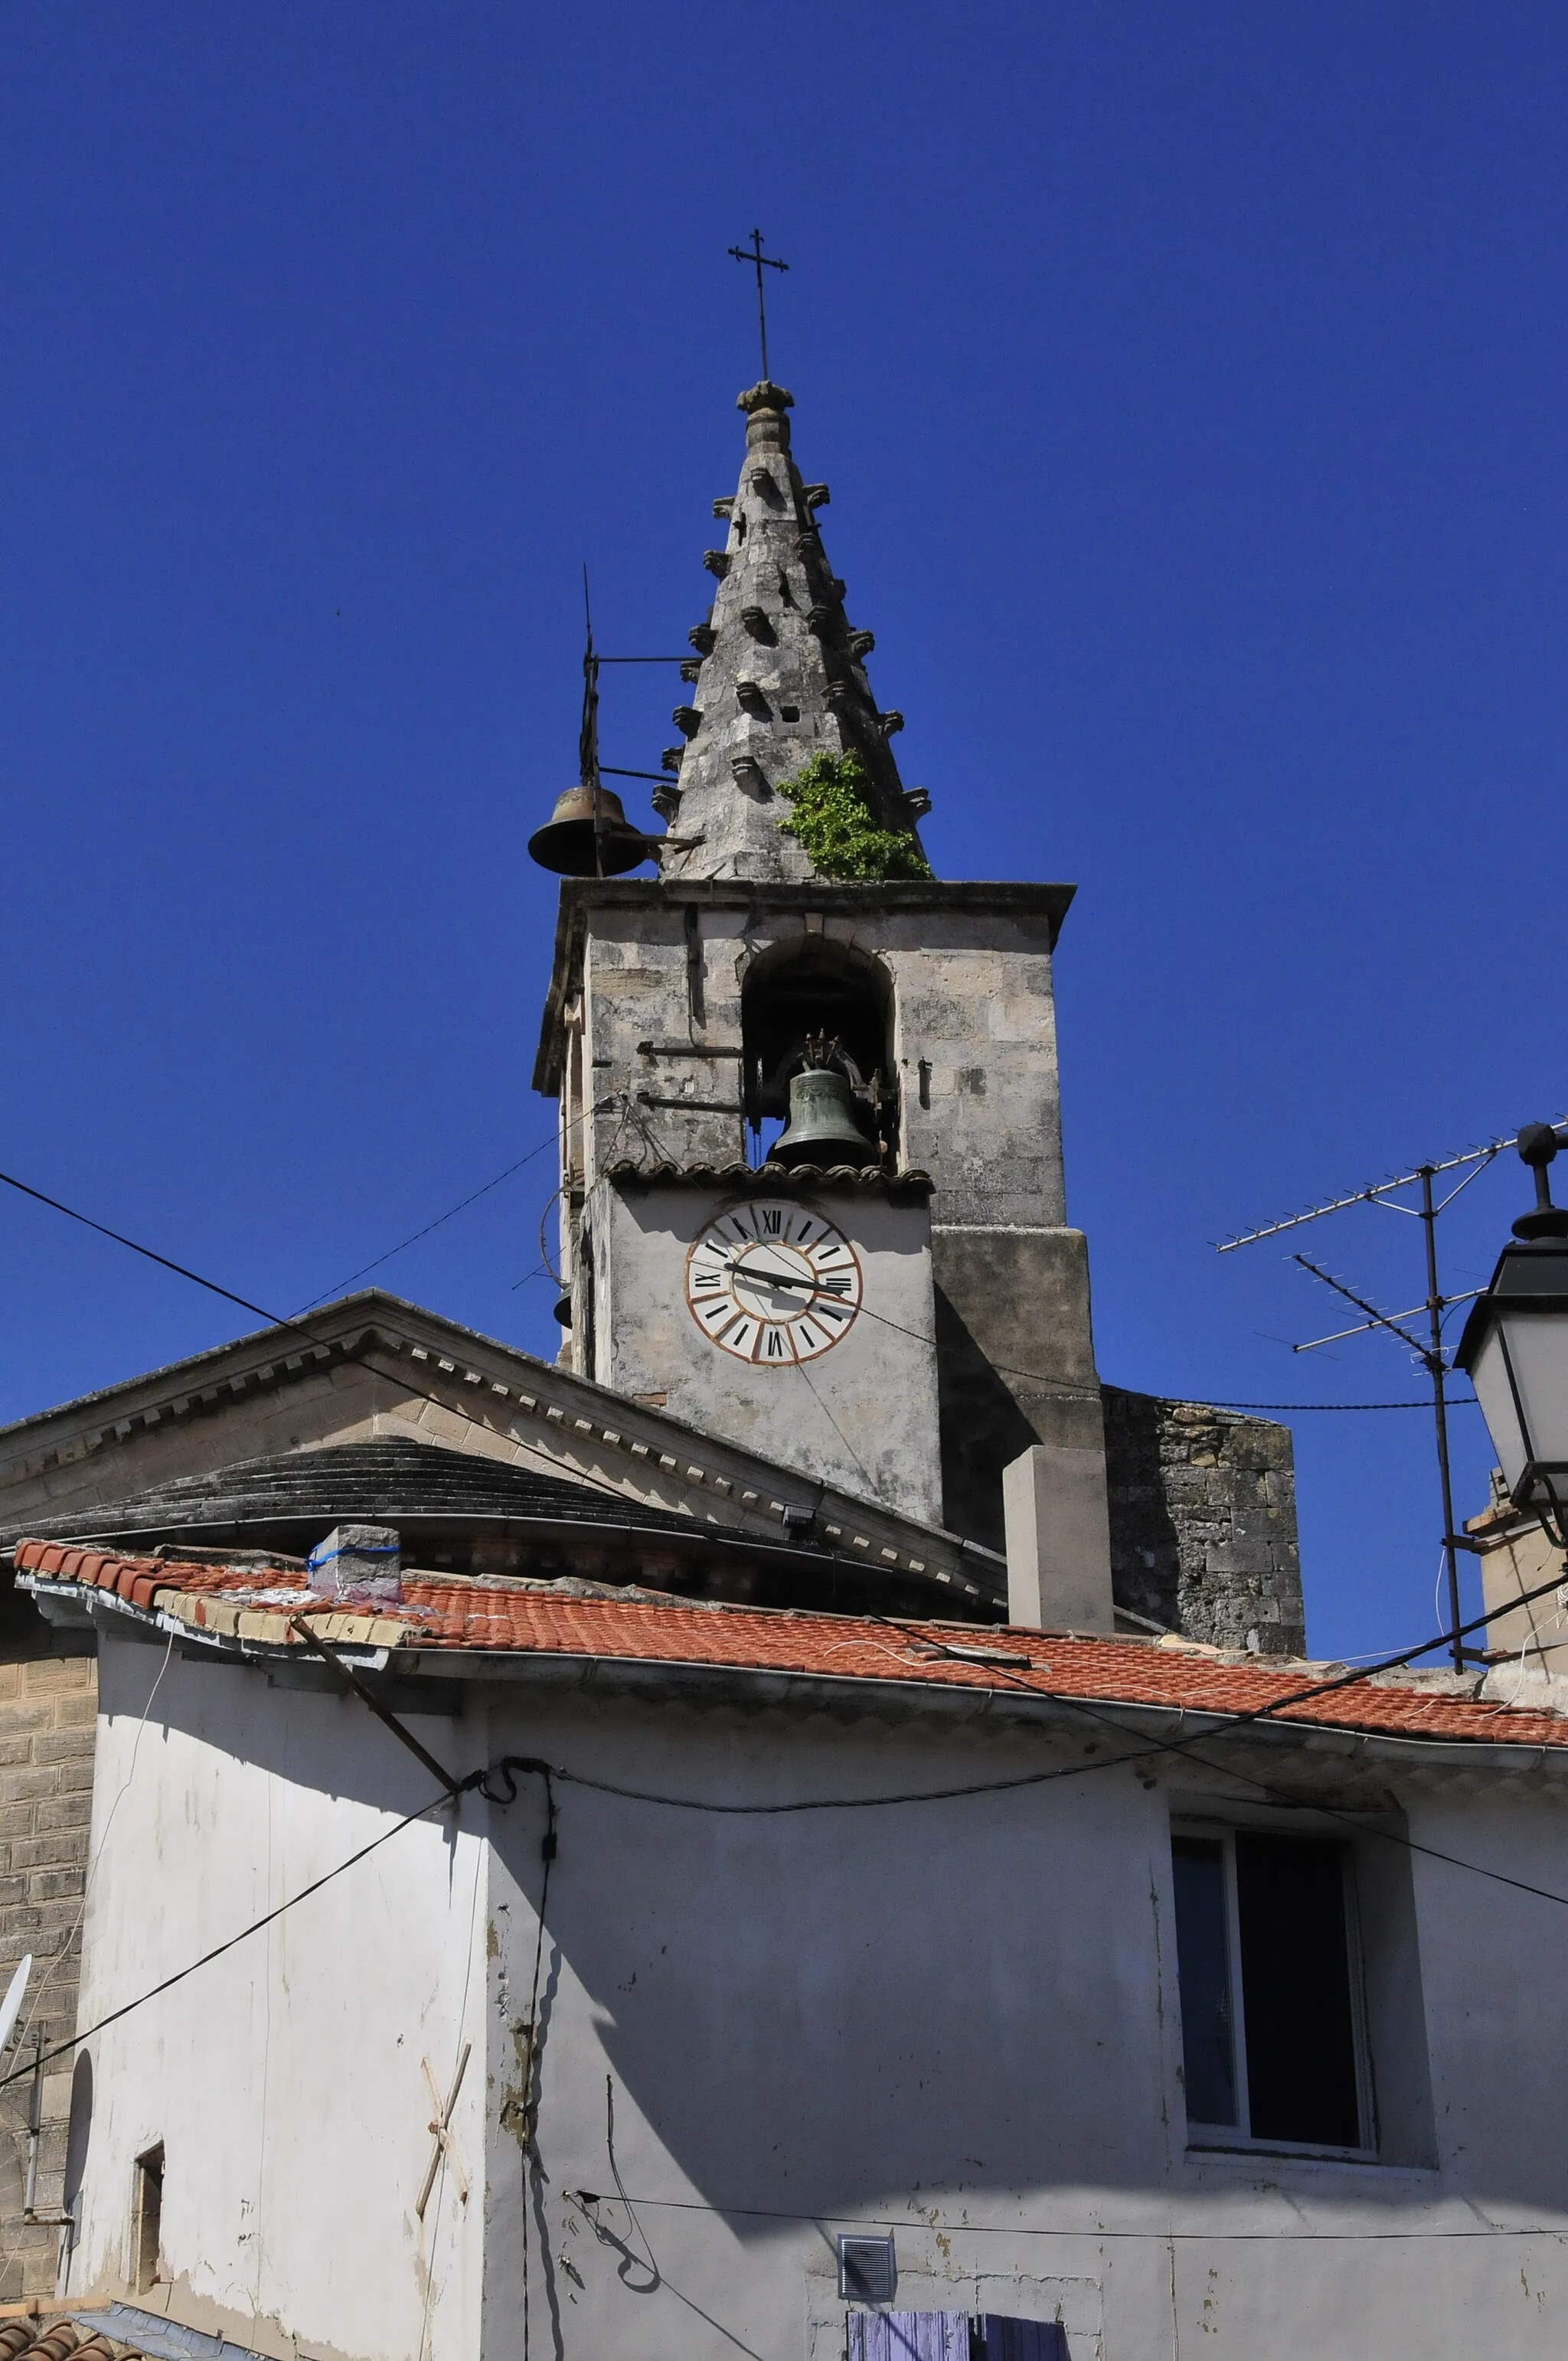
[740,940,897,1164]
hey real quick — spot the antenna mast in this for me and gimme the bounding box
[1220,1118,1568,1671]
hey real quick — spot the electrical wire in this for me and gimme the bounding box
[0,1121,642,1511]
[0,1782,453,2093]
[520,1773,558,2361]
[464,1550,1568,1928]
[850,1607,1568,1920]
[573,2186,1568,2245]
[11,1553,1568,2111]
[8,1148,1568,2062]
[3,1148,1554,1722]
[690,1244,1478,1413]
[0,1633,179,2283]
[594,2074,770,2360]
[1206,1397,1478,1413]
[294,1141,562,1312]
[14,1631,176,2065]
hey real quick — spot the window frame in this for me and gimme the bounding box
[1171,1819,1378,2164]
[131,2141,164,2293]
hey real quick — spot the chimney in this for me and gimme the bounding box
[1002,1445,1115,1633]
[307,1522,402,1607]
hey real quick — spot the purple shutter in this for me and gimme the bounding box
[846,2312,971,2361]
[979,2319,1065,2361]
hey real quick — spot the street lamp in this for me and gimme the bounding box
[1455,1124,1568,1550]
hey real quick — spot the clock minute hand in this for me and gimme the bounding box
[729,1245,812,1295]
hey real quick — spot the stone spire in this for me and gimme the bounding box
[656,383,930,883]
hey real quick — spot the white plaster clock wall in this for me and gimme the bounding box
[684,1200,864,1365]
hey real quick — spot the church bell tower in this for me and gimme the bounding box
[531,377,1111,1563]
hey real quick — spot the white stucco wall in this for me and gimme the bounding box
[65,1631,1568,2361]
[67,1639,488,2361]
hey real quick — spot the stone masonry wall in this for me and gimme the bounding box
[0,1574,95,2301]
[1102,1387,1305,1655]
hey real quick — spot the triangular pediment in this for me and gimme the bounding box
[0,1292,999,1612]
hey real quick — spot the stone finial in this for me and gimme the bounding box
[308,1522,402,1606]
[737,380,795,414]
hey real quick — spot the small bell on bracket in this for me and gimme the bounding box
[773,1041,878,1169]
[531,571,658,877]
[528,783,652,877]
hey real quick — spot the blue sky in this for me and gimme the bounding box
[2,3,1565,1660]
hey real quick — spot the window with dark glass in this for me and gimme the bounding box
[1171,1830,1365,2151]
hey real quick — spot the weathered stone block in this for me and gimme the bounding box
[32,1728,94,1767]
[26,1866,84,1903]
[48,1691,97,1730]
[1103,1386,1305,1653]
[12,1834,86,1872]
[1204,1541,1278,1578]
[33,1795,89,1834]
[21,1658,93,1696]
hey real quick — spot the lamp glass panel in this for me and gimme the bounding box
[1468,1324,1528,1491]
[1496,1308,1568,1473]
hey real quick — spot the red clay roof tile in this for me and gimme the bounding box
[12,1536,1566,1750]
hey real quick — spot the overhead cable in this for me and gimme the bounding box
[0,1118,637,1510]
[293,1138,561,1311]
[573,2186,1568,2245]
[0,1784,452,2093]
[12,1546,1568,2098]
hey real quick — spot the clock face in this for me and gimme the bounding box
[685,1201,864,1364]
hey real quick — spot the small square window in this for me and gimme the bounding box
[1171,1830,1370,2154]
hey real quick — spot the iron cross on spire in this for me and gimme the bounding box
[727,228,789,382]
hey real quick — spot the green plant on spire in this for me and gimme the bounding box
[775,750,933,881]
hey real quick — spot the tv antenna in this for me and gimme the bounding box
[1219,1118,1568,1670]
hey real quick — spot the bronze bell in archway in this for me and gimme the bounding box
[773,1064,877,1168]
[528,784,652,877]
